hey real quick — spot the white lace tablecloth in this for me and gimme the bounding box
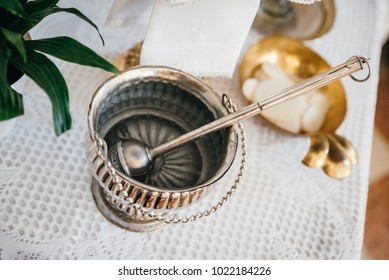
[0,0,386,260]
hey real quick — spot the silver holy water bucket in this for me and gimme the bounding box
[85,66,240,232]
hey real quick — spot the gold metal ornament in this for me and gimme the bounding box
[239,34,363,179]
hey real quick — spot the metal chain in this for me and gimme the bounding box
[92,93,247,224]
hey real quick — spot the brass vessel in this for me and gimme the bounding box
[239,35,357,179]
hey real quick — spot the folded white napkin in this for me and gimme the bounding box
[140,0,261,77]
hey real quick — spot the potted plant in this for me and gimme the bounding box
[0,0,119,137]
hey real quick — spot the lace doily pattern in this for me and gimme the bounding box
[0,0,386,259]
[158,0,321,6]
[287,0,321,4]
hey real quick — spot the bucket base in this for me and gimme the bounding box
[91,178,174,232]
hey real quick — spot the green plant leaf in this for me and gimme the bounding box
[2,5,105,45]
[0,39,10,94]
[24,0,59,14]
[26,36,119,74]
[0,8,36,33]
[51,7,105,45]
[0,0,29,19]
[0,27,27,61]
[23,6,105,44]
[10,49,71,135]
[0,40,24,120]
[0,86,24,120]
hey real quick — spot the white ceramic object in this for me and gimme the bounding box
[242,62,331,134]
[302,92,330,132]
[249,65,310,134]
[242,78,259,100]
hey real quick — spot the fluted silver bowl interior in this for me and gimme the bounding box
[94,77,234,191]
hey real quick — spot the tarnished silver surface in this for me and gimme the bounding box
[91,178,174,232]
[116,139,153,177]
[85,66,239,231]
[113,56,370,177]
[85,57,370,231]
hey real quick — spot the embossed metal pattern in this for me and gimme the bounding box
[85,121,212,213]
[86,66,239,214]
[100,81,225,189]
